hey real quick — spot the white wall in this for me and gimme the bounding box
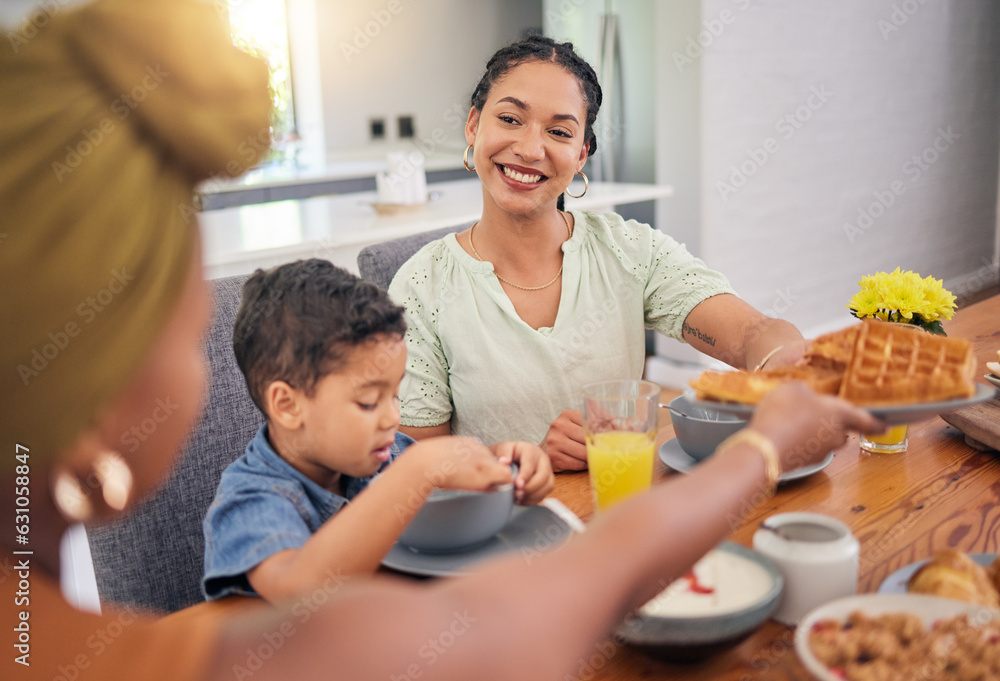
[700,0,1000,334]
[314,0,541,157]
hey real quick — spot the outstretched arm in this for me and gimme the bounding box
[682,293,807,370]
[213,384,883,681]
[247,437,512,603]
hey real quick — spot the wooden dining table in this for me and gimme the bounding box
[548,295,1000,681]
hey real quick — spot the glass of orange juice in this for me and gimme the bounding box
[583,380,659,512]
[860,424,908,454]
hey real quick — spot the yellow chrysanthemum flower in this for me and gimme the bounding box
[921,275,956,321]
[847,287,881,318]
[848,268,955,334]
[876,268,924,321]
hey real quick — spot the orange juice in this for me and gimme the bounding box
[587,431,655,511]
[865,424,908,446]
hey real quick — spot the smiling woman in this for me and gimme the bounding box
[389,35,808,472]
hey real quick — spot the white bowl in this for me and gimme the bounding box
[616,542,783,661]
[794,593,998,681]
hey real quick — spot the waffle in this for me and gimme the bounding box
[838,319,976,406]
[691,319,976,406]
[804,325,860,372]
[690,365,842,405]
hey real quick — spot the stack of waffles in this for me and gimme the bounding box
[690,319,977,406]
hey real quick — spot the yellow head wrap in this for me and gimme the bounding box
[0,0,272,464]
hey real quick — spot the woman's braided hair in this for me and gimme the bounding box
[470,34,603,157]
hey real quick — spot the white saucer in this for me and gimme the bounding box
[658,438,834,483]
[381,505,572,577]
[877,552,998,594]
[984,374,1000,389]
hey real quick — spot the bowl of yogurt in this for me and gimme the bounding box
[616,542,783,661]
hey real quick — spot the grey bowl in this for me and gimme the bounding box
[397,465,516,554]
[668,395,748,461]
[616,542,783,662]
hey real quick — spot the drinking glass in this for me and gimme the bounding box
[860,424,908,454]
[583,380,659,512]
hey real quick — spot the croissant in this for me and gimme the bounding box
[906,549,1000,608]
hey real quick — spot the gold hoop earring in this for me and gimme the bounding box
[463,145,476,172]
[565,171,588,199]
[52,451,134,523]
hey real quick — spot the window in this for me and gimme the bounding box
[226,0,297,165]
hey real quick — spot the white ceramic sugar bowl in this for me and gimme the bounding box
[752,513,860,626]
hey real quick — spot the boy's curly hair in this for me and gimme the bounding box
[233,259,407,414]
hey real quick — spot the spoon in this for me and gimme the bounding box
[659,402,689,419]
[757,521,792,540]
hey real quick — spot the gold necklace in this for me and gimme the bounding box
[468,211,572,291]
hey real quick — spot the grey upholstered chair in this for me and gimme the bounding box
[86,274,263,613]
[357,222,472,290]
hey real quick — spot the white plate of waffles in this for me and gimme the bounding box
[689,321,998,425]
[690,383,997,426]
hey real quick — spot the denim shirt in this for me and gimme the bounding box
[202,425,413,600]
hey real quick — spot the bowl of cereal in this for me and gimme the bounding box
[795,593,1000,681]
[616,542,783,661]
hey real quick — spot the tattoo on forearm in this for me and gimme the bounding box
[683,321,716,347]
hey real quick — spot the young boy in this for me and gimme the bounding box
[203,259,554,603]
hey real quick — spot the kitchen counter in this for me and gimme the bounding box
[197,146,469,210]
[199,179,674,279]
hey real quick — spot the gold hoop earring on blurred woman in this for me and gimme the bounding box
[52,450,134,523]
[464,145,476,172]
[565,171,588,198]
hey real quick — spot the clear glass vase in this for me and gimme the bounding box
[860,424,908,453]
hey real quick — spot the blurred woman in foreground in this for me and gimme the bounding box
[0,2,882,680]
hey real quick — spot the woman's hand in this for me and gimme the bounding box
[754,338,808,370]
[748,382,885,472]
[540,410,588,472]
[492,441,555,505]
